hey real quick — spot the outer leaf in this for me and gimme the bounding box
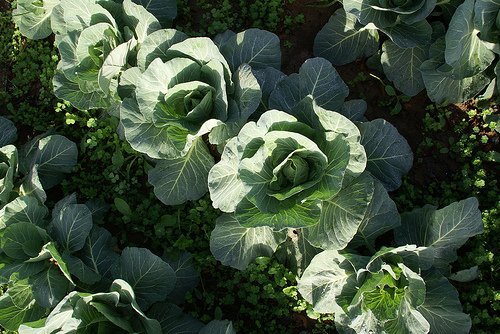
[149,137,214,205]
[137,29,188,70]
[0,196,48,230]
[123,0,161,43]
[379,20,433,48]
[55,0,116,36]
[358,119,413,191]
[77,226,119,282]
[208,139,246,213]
[275,228,322,276]
[199,320,236,334]
[0,116,17,146]
[13,0,59,40]
[132,0,177,26]
[420,57,491,103]
[2,223,46,260]
[26,135,77,190]
[113,247,176,310]
[53,71,110,110]
[269,58,349,112]
[30,266,71,308]
[395,198,483,270]
[50,204,93,253]
[148,303,204,334]
[306,173,374,250]
[210,214,287,270]
[163,252,199,303]
[417,271,472,333]
[314,9,379,66]
[0,145,18,204]
[350,179,400,250]
[297,250,369,314]
[0,278,47,331]
[381,41,428,96]
[19,165,47,204]
[445,0,495,78]
[218,28,281,72]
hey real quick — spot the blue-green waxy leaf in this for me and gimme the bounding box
[0,145,17,204]
[53,71,110,110]
[137,29,188,70]
[19,165,46,204]
[31,266,71,308]
[0,116,17,146]
[149,137,214,205]
[275,228,322,276]
[218,28,281,72]
[350,179,401,250]
[417,271,472,334]
[13,0,59,40]
[0,277,47,331]
[306,173,375,250]
[269,58,349,113]
[0,196,48,230]
[420,56,491,104]
[113,247,176,310]
[148,303,204,334]
[132,0,177,27]
[314,9,379,66]
[200,320,236,334]
[163,253,199,303]
[395,198,483,271]
[123,0,161,43]
[445,0,495,78]
[252,67,286,113]
[381,41,428,96]
[76,226,119,283]
[379,20,433,48]
[50,204,93,253]
[208,139,246,212]
[298,250,370,314]
[98,39,138,95]
[28,135,78,190]
[54,0,116,36]
[1,223,47,260]
[210,214,287,270]
[358,119,413,191]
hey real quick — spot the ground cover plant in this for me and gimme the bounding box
[1,0,498,333]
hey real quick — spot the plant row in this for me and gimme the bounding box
[1,0,492,333]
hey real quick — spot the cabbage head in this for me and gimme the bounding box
[52,0,163,110]
[120,35,261,160]
[208,99,367,228]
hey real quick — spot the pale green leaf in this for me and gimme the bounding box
[149,137,214,205]
[210,214,287,270]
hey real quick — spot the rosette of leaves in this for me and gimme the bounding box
[0,192,208,332]
[297,198,484,334]
[208,101,367,229]
[50,0,177,110]
[208,57,413,272]
[418,0,499,103]
[120,28,281,205]
[0,117,78,206]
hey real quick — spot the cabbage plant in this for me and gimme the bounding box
[298,198,483,334]
[315,1,500,103]
[120,28,281,205]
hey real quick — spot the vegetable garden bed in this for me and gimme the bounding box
[0,0,498,333]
